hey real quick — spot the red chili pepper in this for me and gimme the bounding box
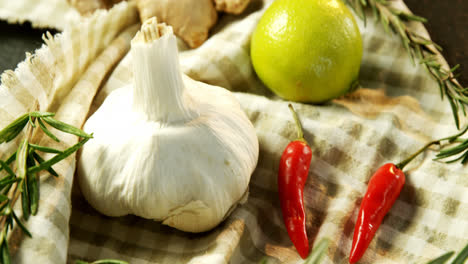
[278,104,312,259]
[349,138,444,263]
[348,126,468,263]
[349,163,405,263]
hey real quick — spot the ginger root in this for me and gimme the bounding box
[136,0,217,49]
[69,0,251,48]
[68,0,124,15]
[214,0,251,14]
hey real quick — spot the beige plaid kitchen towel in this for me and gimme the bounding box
[1,0,467,264]
[0,0,81,30]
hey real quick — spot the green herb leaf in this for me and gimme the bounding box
[427,251,454,264]
[5,216,12,232]
[380,14,391,33]
[448,98,461,129]
[93,260,130,264]
[451,242,468,264]
[0,161,15,178]
[28,137,91,174]
[4,152,16,166]
[450,64,461,73]
[42,117,92,139]
[1,185,12,197]
[0,195,8,204]
[0,202,9,216]
[461,152,468,164]
[0,152,17,177]
[21,180,30,221]
[11,209,32,238]
[28,112,55,118]
[1,239,11,264]
[75,260,129,264]
[32,151,58,177]
[16,139,28,180]
[397,11,427,23]
[0,114,29,144]
[37,118,60,142]
[436,140,468,158]
[442,151,468,164]
[21,153,34,218]
[28,115,36,128]
[29,143,62,154]
[27,173,39,215]
[303,238,330,264]
[26,152,36,168]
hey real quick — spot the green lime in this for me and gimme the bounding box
[251,0,363,103]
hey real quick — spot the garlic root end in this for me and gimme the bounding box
[132,17,173,44]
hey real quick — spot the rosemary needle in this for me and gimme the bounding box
[75,260,129,264]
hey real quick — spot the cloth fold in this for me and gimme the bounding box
[0,1,467,263]
[0,3,138,263]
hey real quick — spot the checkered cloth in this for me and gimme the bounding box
[0,0,81,30]
[0,1,467,263]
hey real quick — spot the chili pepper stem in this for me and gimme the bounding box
[395,140,439,170]
[288,104,306,142]
[395,124,468,170]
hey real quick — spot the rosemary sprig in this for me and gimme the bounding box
[0,112,92,262]
[345,0,468,129]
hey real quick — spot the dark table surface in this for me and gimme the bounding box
[405,0,467,86]
[0,1,466,86]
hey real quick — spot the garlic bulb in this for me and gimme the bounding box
[77,18,259,233]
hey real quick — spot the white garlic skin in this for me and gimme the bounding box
[77,26,258,232]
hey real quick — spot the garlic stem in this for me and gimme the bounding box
[131,18,194,123]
